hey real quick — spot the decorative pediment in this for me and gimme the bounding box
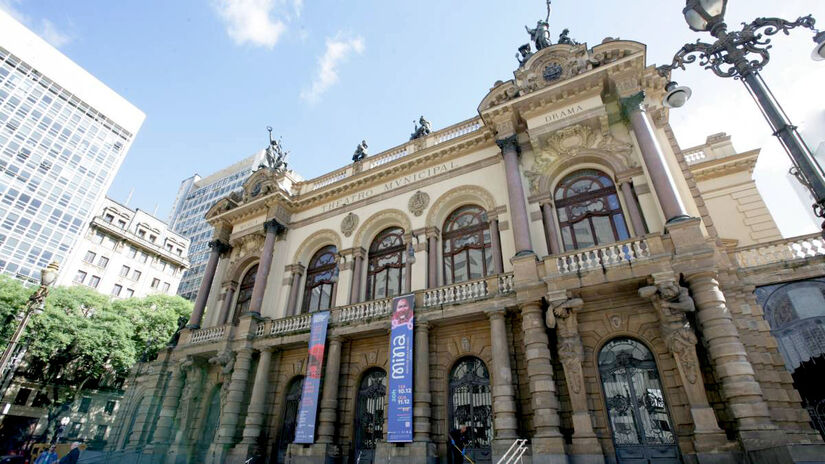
[478,80,520,112]
[524,123,634,195]
[243,168,279,202]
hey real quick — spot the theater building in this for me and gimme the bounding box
[101,37,825,464]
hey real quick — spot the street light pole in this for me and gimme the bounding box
[0,262,59,392]
[657,0,825,231]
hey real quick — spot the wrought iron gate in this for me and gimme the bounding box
[448,357,492,464]
[598,338,680,464]
[354,368,386,464]
[276,376,303,463]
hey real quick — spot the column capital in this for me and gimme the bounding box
[424,226,440,239]
[414,320,431,330]
[221,280,238,291]
[208,239,232,255]
[285,262,306,275]
[485,307,507,321]
[263,218,286,235]
[495,135,520,155]
[619,91,646,119]
[328,334,345,343]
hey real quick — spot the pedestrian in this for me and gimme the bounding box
[57,442,81,464]
[34,445,58,464]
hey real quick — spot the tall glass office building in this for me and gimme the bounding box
[169,152,264,300]
[0,10,144,283]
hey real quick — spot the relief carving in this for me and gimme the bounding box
[547,297,585,394]
[175,357,203,437]
[639,282,699,384]
[209,349,236,408]
[341,212,359,238]
[408,190,430,217]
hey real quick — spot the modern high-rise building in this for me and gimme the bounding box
[169,151,265,300]
[0,10,144,284]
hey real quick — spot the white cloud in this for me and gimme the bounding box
[291,0,303,18]
[213,0,286,48]
[300,35,365,103]
[0,0,72,48]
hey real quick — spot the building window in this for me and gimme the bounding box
[151,278,160,289]
[161,282,170,293]
[13,388,31,406]
[442,205,493,285]
[233,264,258,324]
[89,276,100,288]
[448,357,492,464]
[94,424,107,441]
[127,247,137,259]
[120,265,130,277]
[132,270,141,281]
[366,227,405,301]
[103,213,114,223]
[149,234,157,243]
[354,368,387,463]
[112,284,122,297]
[73,270,87,284]
[137,229,146,239]
[303,245,337,313]
[104,400,117,415]
[83,251,96,263]
[97,256,109,268]
[555,169,629,251]
[31,391,50,408]
[117,219,127,229]
[78,396,92,413]
[125,289,134,298]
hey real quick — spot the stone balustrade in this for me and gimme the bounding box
[270,313,312,336]
[683,149,707,165]
[498,273,514,294]
[555,237,652,274]
[337,298,393,324]
[734,233,825,268]
[367,147,408,169]
[437,119,482,143]
[423,277,489,306]
[188,325,226,344]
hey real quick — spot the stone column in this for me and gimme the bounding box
[218,281,238,325]
[546,295,602,462]
[285,264,305,316]
[618,180,646,236]
[427,229,439,288]
[414,322,432,442]
[151,359,188,447]
[236,347,276,457]
[485,308,518,447]
[349,248,365,304]
[497,135,533,255]
[488,217,504,274]
[686,271,779,446]
[317,336,343,444]
[248,219,285,316]
[404,238,414,294]
[540,201,561,255]
[639,277,728,454]
[188,239,231,328]
[520,301,565,458]
[620,92,690,224]
[213,348,254,460]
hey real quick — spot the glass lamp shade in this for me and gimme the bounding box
[40,261,60,287]
[683,0,727,31]
[813,32,825,61]
[663,82,692,108]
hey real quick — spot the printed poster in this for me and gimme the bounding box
[387,294,415,442]
[294,311,330,444]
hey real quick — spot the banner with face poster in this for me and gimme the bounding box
[294,311,330,444]
[387,294,415,442]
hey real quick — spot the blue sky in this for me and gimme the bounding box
[2,0,824,236]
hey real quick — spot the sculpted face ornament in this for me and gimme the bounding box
[543,63,563,82]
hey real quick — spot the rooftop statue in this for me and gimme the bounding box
[557,28,579,45]
[261,126,288,172]
[352,139,369,162]
[410,115,432,140]
[516,43,534,66]
[525,20,552,51]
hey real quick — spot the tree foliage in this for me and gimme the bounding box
[0,275,30,353]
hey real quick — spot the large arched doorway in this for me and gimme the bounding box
[276,376,304,463]
[121,396,145,449]
[448,357,492,464]
[353,368,386,464]
[598,338,679,464]
[194,387,221,463]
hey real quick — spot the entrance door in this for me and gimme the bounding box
[353,368,386,464]
[448,357,492,464]
[276,376,303,463]
[598,338,680,464]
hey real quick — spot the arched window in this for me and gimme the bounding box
[276,376,304,463]
[194,388,221,463]
[598,338,678,463]
[121,396,144,449]
[354,368,387,464]
[448,357,492,464]
[303,245,338,313]
[757,279,825,371]
[554,170,629,251]
[367,227,405,300]
[233,263,258,324]
[442,205,493,285]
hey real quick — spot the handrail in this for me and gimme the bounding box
[734,233,825,268]
[555,237,652,274]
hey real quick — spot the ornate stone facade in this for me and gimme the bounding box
[100,36,823,464]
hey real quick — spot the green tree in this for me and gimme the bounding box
[0,275,30,353]
[113,294,192,360]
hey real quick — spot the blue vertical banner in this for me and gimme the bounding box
[387,294,415,442]
[294,311,330,444]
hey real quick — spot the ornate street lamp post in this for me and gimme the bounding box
[657,0,825,230]
[0,262,59,386]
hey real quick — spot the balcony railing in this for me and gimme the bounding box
[188,325,226,344]
[554,237,653,275]
[270,313,312,336]
[734,233,825,268]
[338,298,393,324]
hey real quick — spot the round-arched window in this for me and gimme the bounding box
[232,263,258,324]
[554,169,629,251]
[367,227,405,300]
[303,245,338,313]
[442,205,493,285]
